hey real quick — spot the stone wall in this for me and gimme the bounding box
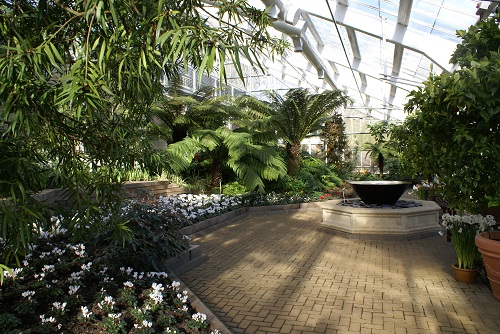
[33,180,187,207]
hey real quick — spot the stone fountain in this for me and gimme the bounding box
[321,181,441,240]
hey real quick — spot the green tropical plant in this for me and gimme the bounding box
[0,0,286,278]
[168,125,286,192]
[154,85,287,192]
[363,121,396,177]
[239,88,352,176]
[150,81,224,145]
[396,12,500,213]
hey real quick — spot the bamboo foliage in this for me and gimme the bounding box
[0,0,286,268]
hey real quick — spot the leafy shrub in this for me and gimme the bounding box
[321,173,343,189]
[222,181,248,195]
[299,172,323,192]
[241,192,314,206]
[90,202,190,272]
[346,172,381,181]
[263,155,343,194]
[263,175,304,194]
[300,155,343,190]
[300,155,327,175]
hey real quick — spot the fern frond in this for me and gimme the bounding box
[165,138,202,171]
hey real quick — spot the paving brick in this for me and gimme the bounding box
[180,210,500,334]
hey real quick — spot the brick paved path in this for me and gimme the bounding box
[180,209,500,334]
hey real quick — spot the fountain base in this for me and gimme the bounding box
[321,199,442,240]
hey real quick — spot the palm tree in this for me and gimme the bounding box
[243,88,351,176]
[362,121,396,177]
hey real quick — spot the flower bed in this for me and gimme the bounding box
[0,222,220,334]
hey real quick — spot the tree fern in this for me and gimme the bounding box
[239,88,352,176]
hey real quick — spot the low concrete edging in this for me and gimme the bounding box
[168,271,236,334]
[179,201,326,237]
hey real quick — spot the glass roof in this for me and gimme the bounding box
[238,0,495,121]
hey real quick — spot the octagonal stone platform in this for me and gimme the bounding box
[321,199,442,240]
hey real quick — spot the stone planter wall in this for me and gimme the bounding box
[121,180,186,198]
[31,181,187,208]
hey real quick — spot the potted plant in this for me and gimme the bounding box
[476,226,500,301]
[442,213,497,283]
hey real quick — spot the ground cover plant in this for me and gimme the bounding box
[0,218,219,334]
[0,194,245,333]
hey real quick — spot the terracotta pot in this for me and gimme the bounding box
[476,231,500,301]
[452,264,478,283]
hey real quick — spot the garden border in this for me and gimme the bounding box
[180,201,325,237]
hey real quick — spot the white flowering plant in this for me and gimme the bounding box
[442,213,497,269]
[0,221,220,333]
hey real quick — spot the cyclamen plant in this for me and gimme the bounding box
[442,213,497,269]
[0,219,220,333]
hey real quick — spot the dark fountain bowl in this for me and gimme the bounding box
[347,180,411,205]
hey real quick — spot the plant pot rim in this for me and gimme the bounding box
[452,263,479,271]
[476,231,500,244]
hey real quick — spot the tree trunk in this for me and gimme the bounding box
[378,153,384,177]
[211,159,222,189]
[286,142,301,176]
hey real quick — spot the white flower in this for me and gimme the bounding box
[81,262,92,271]
[81,306,93,318]
[5,268,23,280]
[53,302,67,311]
[123,281,134,288]
[192,312,207,323]
[149,290,163,304]
[51,247,65,256]
[142,320,152,327]
[42,264,55,273]
[70,244,86,257]
[108,313,121,319]
[68,285,80,295]
[68,271,83,282]
[40,314,56,323]
[177,292,188,303]
[171,281,180,290]
[22,290,35,301]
